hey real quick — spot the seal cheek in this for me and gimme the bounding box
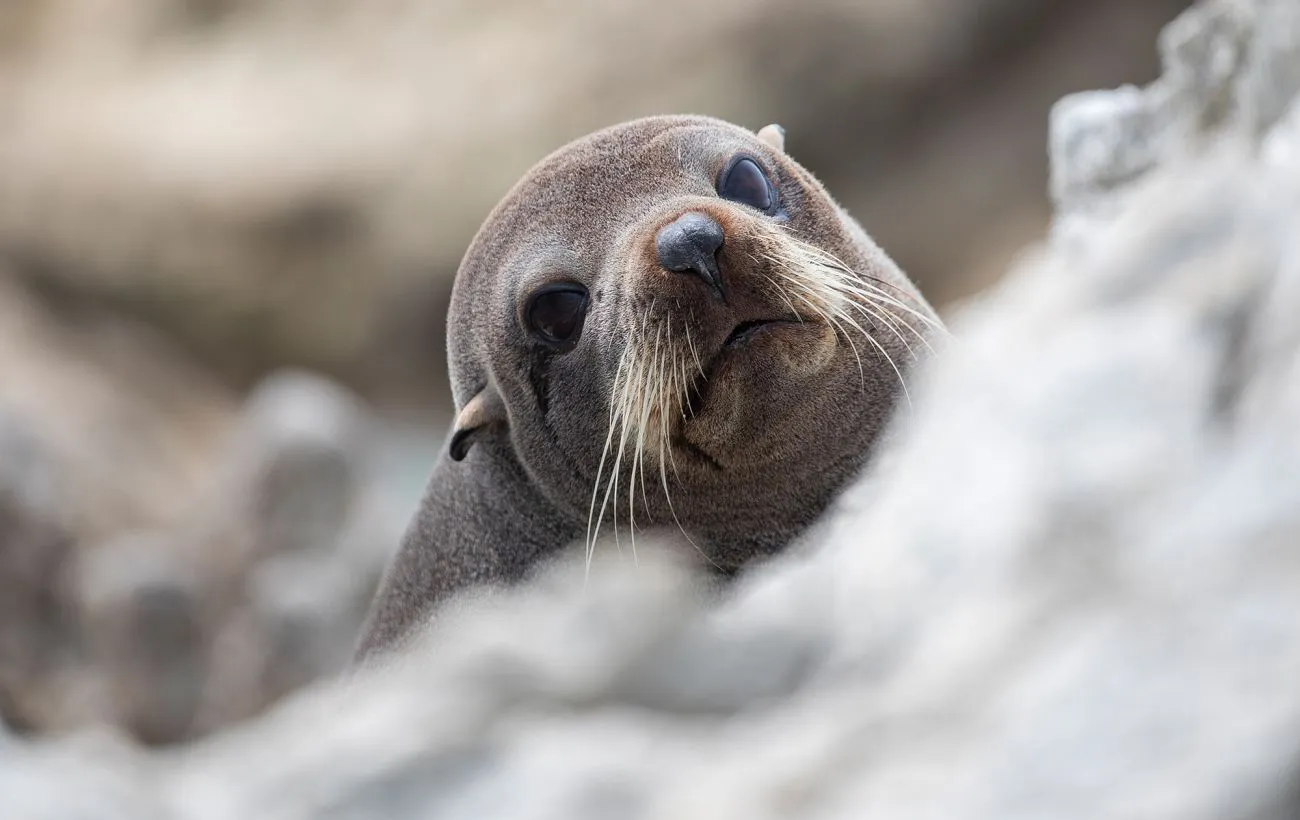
[774,321,837,376]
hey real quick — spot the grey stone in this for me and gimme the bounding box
[0,412,74,735]
[223,370,369,562]
[1049,85,1162,208]
[175,370,398,734]
[70,533,209,746]
[1231,0,1300,136]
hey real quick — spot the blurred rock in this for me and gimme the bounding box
[0,272,236,544]
[0,0,1187,413]
[221,370,369,563]
[70,533,209,746]
[0,413,74,735]
[0,269,230,738]
[5,0,1300,817]
[0,344,400,743]
[186,371,400,734]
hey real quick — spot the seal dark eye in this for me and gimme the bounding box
[718,156,775,213]
[526,284,588,348]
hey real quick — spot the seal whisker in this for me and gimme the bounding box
[770,267,869,392]
[618,310,652,558]
[684,320,704,382]
[745,249,806,325]
[658,333,723,573]
[832,281,934,357]
[587,343,636,578]
[780,232,946,337]
[816,264,936,372]
[804,278,914,407]
[677,322,691,423]
[608,347,637,556]
[766,231,941,364]
[837,290,921,363]
[628,344,644,561]
[674,331,688,465]
[659,448,723,572]
[629,319,667,567]
[779,228,932,304]
[757,236,915,405]
[820,274,941,359]
[761,268,808,328]
[599,305,654,565]
[619,302,660,556]
[813,272,925,360]
[819,303,869,392]
[828,297,912,409]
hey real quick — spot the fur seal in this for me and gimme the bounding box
[357,115,942,658]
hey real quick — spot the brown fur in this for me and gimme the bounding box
[356,115,942,659]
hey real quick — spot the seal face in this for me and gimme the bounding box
[357,115,943,657]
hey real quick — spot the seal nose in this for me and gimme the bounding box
[656,212,725,297]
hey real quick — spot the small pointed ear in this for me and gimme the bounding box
[757,123,786,152]
[448,384,507,462]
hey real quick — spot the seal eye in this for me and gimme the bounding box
[718,156,774,213]
[526,284,588,348]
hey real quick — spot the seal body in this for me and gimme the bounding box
[357,115,942,657]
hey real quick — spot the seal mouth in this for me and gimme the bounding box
[684,316,805,418]
[723,318,796,349]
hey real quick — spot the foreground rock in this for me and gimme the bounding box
[6,0,1300,817]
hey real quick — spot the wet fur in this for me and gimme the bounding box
[356,115,942,659]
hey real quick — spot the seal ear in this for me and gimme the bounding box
[448,385,507,462]
[757,123,786,152]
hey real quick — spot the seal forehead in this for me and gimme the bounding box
[487,116,755,251]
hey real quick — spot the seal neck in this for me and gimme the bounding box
[355,440,581,659]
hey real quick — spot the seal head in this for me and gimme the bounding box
[358,115,942,657]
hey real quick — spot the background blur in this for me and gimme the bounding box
[0,0,1189,746]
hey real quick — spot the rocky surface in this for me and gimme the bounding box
[7,0,1300,817]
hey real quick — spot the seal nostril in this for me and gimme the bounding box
[656,212,726,297]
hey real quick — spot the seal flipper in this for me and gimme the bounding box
[757,123,786,152]
[448,384,507,462]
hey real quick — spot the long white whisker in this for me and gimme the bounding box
[838,291,920,363]
[827,297,912,409]
[832,281,936,356]
[787,235,945,341]
[587,343,636,580]
[657,332,722,573]
[629,320,664,568]
[684,320,704,380]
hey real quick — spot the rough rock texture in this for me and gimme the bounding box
[5,0,1300,816]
